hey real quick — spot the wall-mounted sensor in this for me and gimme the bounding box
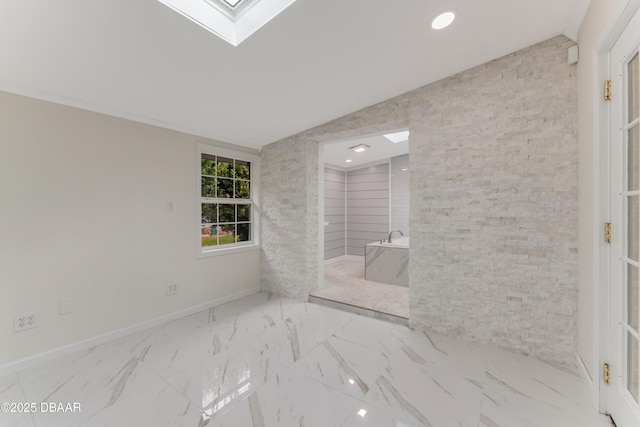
[568,45,579,65]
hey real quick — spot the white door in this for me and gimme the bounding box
[609,5,640,426]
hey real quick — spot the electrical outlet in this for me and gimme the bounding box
[166,284,179,296]
[14,312,39,332]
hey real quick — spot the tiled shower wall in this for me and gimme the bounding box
[390,154,410,235]
[346,163,389,256]
[324,167,346,260]
[261,36,578,365]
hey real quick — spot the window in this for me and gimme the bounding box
[197,144,260,257]
[222,0,243,7]
[157,0,299,46]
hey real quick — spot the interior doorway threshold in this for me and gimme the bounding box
[308,295,409,326]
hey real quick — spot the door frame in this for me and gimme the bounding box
[596,0,640,415]
[316,129,411,299]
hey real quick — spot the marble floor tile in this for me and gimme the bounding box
[289,336,389,400]
[213,369,360,427]
[2,292,611,427]
[478,345,612,427]
[478,380,613,427]
[247,308,353,368]
[340,400,420,427]
[166,345,285,414]
[363,353,484,427]
[396,328,488,383]
[64,363,205,427]
[332,311,411,352]
[0,374,36,427]
[18,346,203,427]
[127,297,299,378]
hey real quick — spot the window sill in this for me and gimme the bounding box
[197,242,261,259]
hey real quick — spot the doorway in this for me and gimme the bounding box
[310,131,410,323]
[607,4,640,425]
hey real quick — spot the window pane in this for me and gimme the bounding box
[201,154,216,176]
[630,196,639,261]
[201,177,216,198]
[630,265,639,332]
[629,333,639,402]
[199,148,256,254]
[238,223,250,242]
[201,203,217,224]
[219,204,235,223]
[201,225,217,247]
[235,180,250,199]
[218,178,234,198]
[217,157,234,178]
[238,205,250,222]
[630,53,639,123]
[236,160,250,180]
[219,224,236,245]
[631,125,640,191]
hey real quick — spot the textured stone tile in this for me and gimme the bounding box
[261,36,578,365]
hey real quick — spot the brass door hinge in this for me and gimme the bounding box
[604,362,611,384]
[605,223,612,244]
[604,80,612,101]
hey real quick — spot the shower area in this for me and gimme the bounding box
[309,133,410,323]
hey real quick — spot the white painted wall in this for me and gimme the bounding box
[0,91,261,367]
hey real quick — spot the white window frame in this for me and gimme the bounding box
[196,143,261,258]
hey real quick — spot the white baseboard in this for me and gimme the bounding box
[0,287,260,378]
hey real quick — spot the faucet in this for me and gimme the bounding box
[387,229,404,244]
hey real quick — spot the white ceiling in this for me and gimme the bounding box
[323,134,409,170]
[0,0,590,150]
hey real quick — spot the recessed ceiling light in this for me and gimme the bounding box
[345,159,352,163]
[348,379,355,384]
[383,131,410,143]
[357,409,367,418]
[349,144,369,153]
[431,11,456,30]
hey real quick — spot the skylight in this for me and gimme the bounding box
[158,0,298,46]
[383,131,410,143]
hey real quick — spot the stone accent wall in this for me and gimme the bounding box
[261,136,320,300]
[261,36,577,365]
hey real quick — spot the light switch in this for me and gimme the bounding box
[59,298,74,315]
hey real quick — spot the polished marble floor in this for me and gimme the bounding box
[0,292,612,427]
[312,255,410,319]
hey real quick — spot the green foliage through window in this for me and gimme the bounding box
[200,151,253,249]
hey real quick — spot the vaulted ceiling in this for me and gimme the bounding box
[0,0,590,149]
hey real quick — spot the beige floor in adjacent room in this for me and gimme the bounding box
[311,255,409,318]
